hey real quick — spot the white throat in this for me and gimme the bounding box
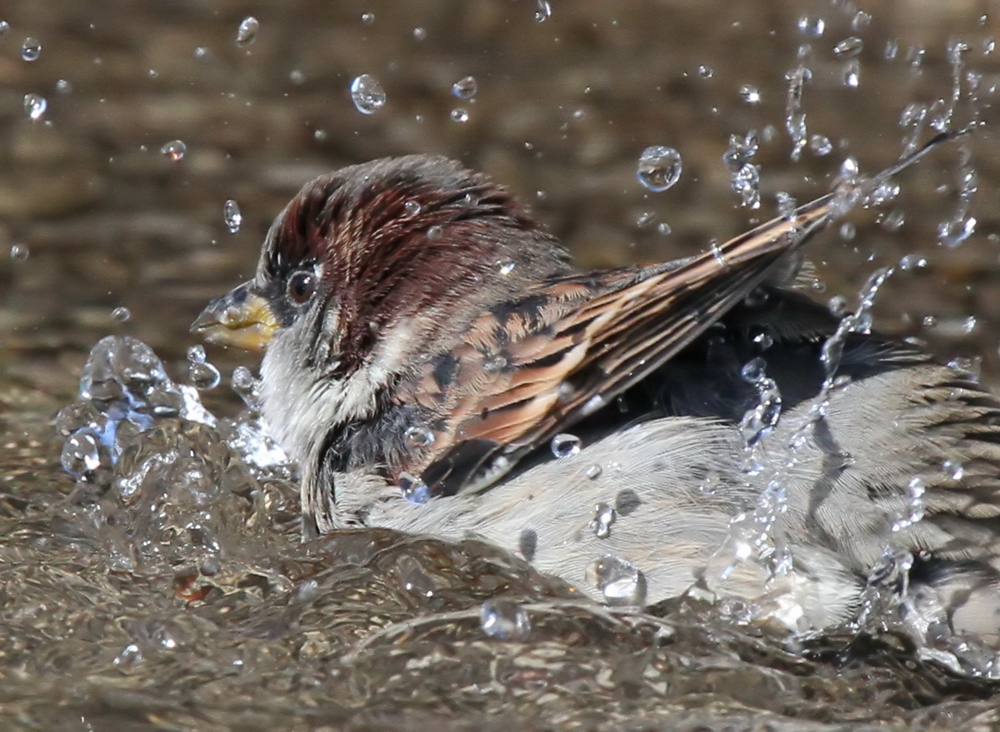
[258,317,416,467]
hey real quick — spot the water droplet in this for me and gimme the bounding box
[0,21,9,38]
[635,211,657,228]
[223,199,242,233]
[160,140,186,161]
[740,372,782,448]
[235,16,259,46]
[841,155,861,181]
[869,180,900,207]
[741,357,767,383]
[899,254,927,270]
[450,108,469,123]
[296,578,321,603]
[700,470,722,495]
[796,15,825,37]
[833,37,864,58]
[827,295,849,317]
[534,0,552,22]
[113,642,144,669]
[55,79,72,94]
[881,209,905,232]
[551,433,581,459]
[938,216,976,248]
[186,345,207,364]
[111,306,131,323]
[231,366,261,410]
[585,463,602,479]
[948,356,981,380]
[399,472,430,504]
[190,362,221,390]
[775,191,796,219]
[586,555,647,606]
[723,132,761,209]
[350,74,386,114]
[842,59,860,88]
[9,243,29,260]
[739,84,761,104]
[892,477,927,532]
[403,425,435,449]
[901,104,926,132]
[497,260,516,275]
[452,75,477,99]
[289,69,305,85]
[943,458,964,481]
[61,430,102,478]
[361,12,375,25]
[482,355,508,374]
[412,27,427,41]
[403,200,421,216]
[656,222,672,236]
[809,134,832,155]
[839,222,856,241]
[590,502,616,539]
[426,225,444,240]
[479,598,530,640]
[21,37,41,61]
[636,146,682,192]
[23,93,46,121]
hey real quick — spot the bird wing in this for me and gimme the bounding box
[402,194,837,496]
[399,130,966,496]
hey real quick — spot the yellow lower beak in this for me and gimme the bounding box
[191,283,278,353]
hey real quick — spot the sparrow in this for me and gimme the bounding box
[193,129,1000,638]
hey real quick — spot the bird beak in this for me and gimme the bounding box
[191,282,278,353]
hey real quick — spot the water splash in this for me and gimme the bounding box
[722,131,761,209]
[784,44,811,160]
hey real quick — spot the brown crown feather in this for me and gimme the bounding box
[260,155,573,372]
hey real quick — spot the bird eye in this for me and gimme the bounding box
[286,269,317,304]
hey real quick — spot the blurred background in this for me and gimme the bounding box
[1,0,999,403]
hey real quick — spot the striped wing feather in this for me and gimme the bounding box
[406,127,968,494]
[408,195,837,495]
